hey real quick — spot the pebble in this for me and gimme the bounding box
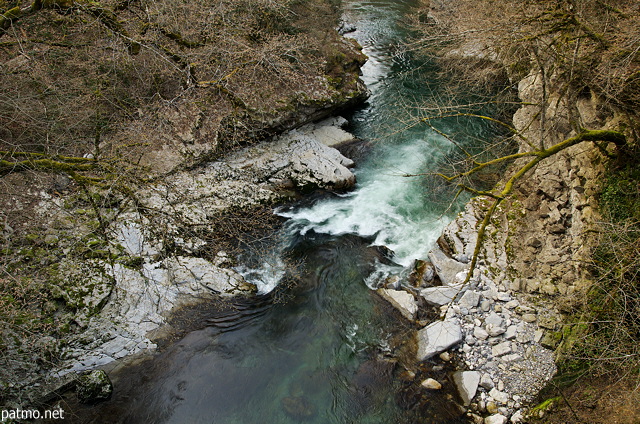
[480,374,495,390]
[489,388,509,404]
[492,342,511,357]
[474,326,489,340]
[484,414,507,424]
[421,378,442,390]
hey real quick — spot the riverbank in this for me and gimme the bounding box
[388,1,639,422]
[0,0,369,408]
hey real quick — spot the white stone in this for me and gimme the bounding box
[484,414,508,424]
[486,323,506,337]
[421,284,464,306]
[377,288,418,321]
[458,290,481,309]
[492,342,512,357]
[453,371,480,406]
[299,116,355,147]
[504,325,518,339]
[485,312,505,327]
[421,378,442,390]
[428,247,469,285]
[510,410,524,423]
[417,320,463,360]
[489,388,509,404]
[480,373,495,390]
[474,326,489,340]
[501,353,522,362]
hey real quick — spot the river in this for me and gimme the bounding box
[69,1,498,422]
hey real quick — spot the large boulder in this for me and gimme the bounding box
[420,284,465,306]
[416,320,462,361]
[228,126,356,191]
[453,371,480,406]
[377,288,418,321]
[428,247,468,285]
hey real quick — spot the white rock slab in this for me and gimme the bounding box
[377,288,418,321]
[428,247,469,285]
[453,370,480,406]
[458,289,481,309]
[417,320,462,361]
[421,284,465,306]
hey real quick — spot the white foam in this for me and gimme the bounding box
[279,138,453,266]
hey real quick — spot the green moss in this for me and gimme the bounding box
[118,255,144,269]
[531,396,561,412]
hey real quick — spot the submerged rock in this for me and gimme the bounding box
[281,396,316,420]
[421,378,443,390]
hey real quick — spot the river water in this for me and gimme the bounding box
[70,1,499,423]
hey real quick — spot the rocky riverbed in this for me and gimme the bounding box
[376,198,559,423]
[52,117,360,375]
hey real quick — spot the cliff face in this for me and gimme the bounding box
[412,0,638,420]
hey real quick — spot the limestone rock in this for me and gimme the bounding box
[458,290,481,309]
[233,129,357,191]
[417,320,462,361]
[453,370,480,406]
[377,288,418,321]
[484,414,507,424]
[298,116,355,147]
[491,342,512,357]
[420,284,464,306]
[428,247,469,285]
[421,378,443,390]
[480,373,495,390]
[489,388,509,404]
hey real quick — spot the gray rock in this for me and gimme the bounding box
[377,288,418,321]
[420,284,464,306]
[417,320,463,361]
[480,373,495,390]
[298,117,355,147]
[485,312,505,328]
[453,371,480,406]
[484,414,507,424]
[474,326,489,340]
[428,247,469,285]
[458,290,481,309]
[510,410,525,423]
[76,370,113,403]
[492,342,512,357]
[501,354,522,362]
[486,323,506,337]
[480,299,492,312]
[489,388,509,404]
[504,325,518,340]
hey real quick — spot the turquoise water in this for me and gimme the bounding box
[70,1,505,423]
